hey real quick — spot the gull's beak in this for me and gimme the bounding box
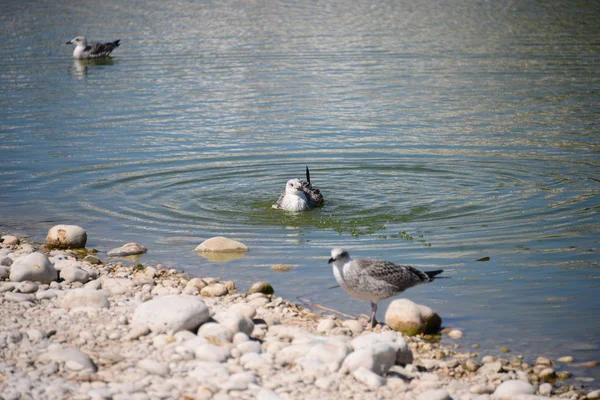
[65,40,73,45]
[328,257,334,264]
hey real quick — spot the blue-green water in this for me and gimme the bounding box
[1,0,599,386]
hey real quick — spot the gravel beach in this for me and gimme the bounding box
[0,233,598,400]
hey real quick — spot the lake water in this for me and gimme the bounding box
[1,0,599,387]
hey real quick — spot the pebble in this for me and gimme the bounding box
[60,266,91,283]
[9,252,58,283]
[61,288,109,309]
[247,281,274,295]
[558,355,574,363]
[342,319,363,334]
[493,380,535,399]
[4,292,35,302]
[418,388,451,400]
[447,329,463,339]
[352,366,385,389]
[201,283,229,297]
[341,343,397,376]
[539,382,553,396]
[317,318,336,332]
[137,359,170,376]
[39,346,97,372]
[18,281,38,293]
[107,242,148,257]
[588,389,600,399]
[195,236,249,253]
[212,310,254,336]
[132,294,210,334]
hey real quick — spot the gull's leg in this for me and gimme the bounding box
[370,302,378,328]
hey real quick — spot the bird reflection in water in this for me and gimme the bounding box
[69,58,115,79]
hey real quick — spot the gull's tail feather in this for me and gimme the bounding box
[425,269,444,280]
[306,166,311,184]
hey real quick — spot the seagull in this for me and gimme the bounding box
[273,167,324,212]
[328,248,443,328]
[65,36,121,59]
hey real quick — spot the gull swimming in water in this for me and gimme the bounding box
[273,167,324,212]
[328,248,444,327]
[66,36,121,59]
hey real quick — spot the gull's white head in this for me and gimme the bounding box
[66,36,88,47]
[328,248,351,266]
[284,179,304,196]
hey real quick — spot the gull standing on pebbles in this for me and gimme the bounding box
[66,36,121,59]
[273,167,324,212]
[328,248,444,328]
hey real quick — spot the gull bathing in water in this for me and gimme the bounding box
[66,36,121,59]
[328,248,444,328]
[273,167,324,212]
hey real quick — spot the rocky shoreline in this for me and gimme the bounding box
[0,231,599,400]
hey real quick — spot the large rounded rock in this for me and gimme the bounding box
[132,295,210,334]
[9,253,58,284]
[493,380,535,399]
[195,236,249,253]
[384,299,442,336]
[351,331,413,365]
[46,225,87,249]
[340,343,397,376]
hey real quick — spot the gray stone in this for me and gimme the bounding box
[317,318,336,332]
[256,388,283,400]
[132,295,210,334]
[46,225,87,249]
[200,283,228,297]
[39,346,97,372]
[137,359,169,376]
[9,252,58,284]
[0,282,17,292]
[61,288,109,309]
[342,320,364,334]
[195,343,231,362]
[17,281,38,293]
[470,383,494,395]
[247,281,274,295]
[493,380,535,399]
[195,236,249,253]
[228,303,256,319]
[35,289,61,300]
[188,361,230,385]
[351,331,413,365]
[1,235,19,246]
[418,389,451,400]
[4,292,35,302]
[539,383,552,396]
[341,343,397,376]
[352,366,385,389]
[236,340,262,355]
[212,310,254,336]
[107,243,148,257]
[198,323,234,344]
[305,339,351,371]
[60,266,91,283]
[101,278,135,295]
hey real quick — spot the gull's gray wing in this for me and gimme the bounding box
[273,188,286,209]
[300,181,324,209]
[89,40,120,57]
[355,259,430,291]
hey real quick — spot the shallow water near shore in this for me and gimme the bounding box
[1,0,599,386]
